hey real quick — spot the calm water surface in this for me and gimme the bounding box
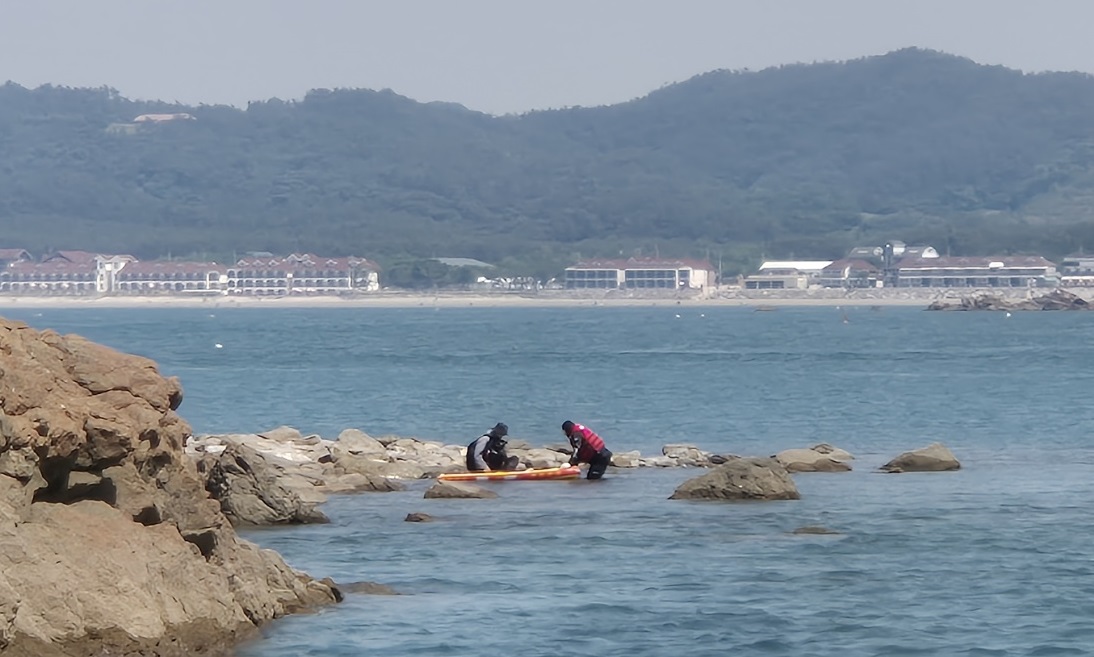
[8,305,1094,656]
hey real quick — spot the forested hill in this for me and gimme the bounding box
[5,47,1094,275]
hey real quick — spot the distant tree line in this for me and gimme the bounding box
[4,48,1094,280]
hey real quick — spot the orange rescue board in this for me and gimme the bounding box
[437,466,581,482]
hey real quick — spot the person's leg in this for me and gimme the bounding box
[586,449,612,479]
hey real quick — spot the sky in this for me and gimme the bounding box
[2,0,1094,115]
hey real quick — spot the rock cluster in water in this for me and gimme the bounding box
[0,318,338,657]
[926,288,1090,311]
[184,431,759,520]
[188,429,962,510]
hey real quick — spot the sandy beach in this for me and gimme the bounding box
[0,287,1063,310]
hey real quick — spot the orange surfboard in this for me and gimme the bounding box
[437,466,581,482]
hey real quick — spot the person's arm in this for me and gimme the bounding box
[567,435,582,466]
[470,435,490,470]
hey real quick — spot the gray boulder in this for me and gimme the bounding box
[669,458,800,501]
[198,443,329,525]
[880,442,961,473]
[334,453,424,482]
[333,428,386,457]
[775,448,852,473]
[424,481,498,499]
[810,443,855,461]
[662,444,712,466]
[257,425,304,443]
[610,450,642,468]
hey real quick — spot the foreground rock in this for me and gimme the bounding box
[926,288,1090,311]
[775,444,854,472]
[0,318,338,657]
[880,442,961,473]
[424,481,498,499]
[669,458,800,501]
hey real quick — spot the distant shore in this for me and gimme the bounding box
[0,287,1075,310]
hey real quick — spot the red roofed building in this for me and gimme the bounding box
[564,257,716,290]
[41,250,104,266]
[114,261,228,295]
[0,260,98,295]
[226,253,380,295]
[819,259,882,288]
[0,249,32,267]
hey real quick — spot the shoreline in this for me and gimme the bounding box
[0,289,1048,310]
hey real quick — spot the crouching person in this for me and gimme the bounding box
[561,420,612,480]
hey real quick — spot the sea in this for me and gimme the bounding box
[7,304,1094,657]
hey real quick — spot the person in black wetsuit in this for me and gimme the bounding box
[466,422,519,471]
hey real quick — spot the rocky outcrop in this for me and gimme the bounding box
[662,443,713,466]
[424,481,498,499]
[880,442,961,473]
[927,288,1091,311]
[669,458,800,501]
[196,443,329,525]
[775,444,854,472]
[0,318,338,657]
[186,433,736,504]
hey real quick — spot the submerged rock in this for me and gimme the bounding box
[0,318,339,657]
[880,442,961,473]
[404,512,435,522]
[792,525,841,535]
[338,581,400,596]
[669,458,800,501]
[424,481,498,499]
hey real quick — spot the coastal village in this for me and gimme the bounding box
[1,241,1092,298]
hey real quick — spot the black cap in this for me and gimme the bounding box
[561,420,575,435]
[492,422,508,437]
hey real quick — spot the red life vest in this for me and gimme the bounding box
[571,424,605,462]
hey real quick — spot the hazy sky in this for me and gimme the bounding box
[3,0,1093,115]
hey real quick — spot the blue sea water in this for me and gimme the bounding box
[8,304,1094,656]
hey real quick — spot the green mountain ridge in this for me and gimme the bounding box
[4,47,1094,276]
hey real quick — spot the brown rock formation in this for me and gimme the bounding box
[880,442,961,473]
[669,457,801,501]
[0,318,338,656]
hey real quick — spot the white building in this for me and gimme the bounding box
[742,260,834,290]
[227,253,380,295]
[564,258,717,290]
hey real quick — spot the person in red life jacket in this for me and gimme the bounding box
[562,420,613,480]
